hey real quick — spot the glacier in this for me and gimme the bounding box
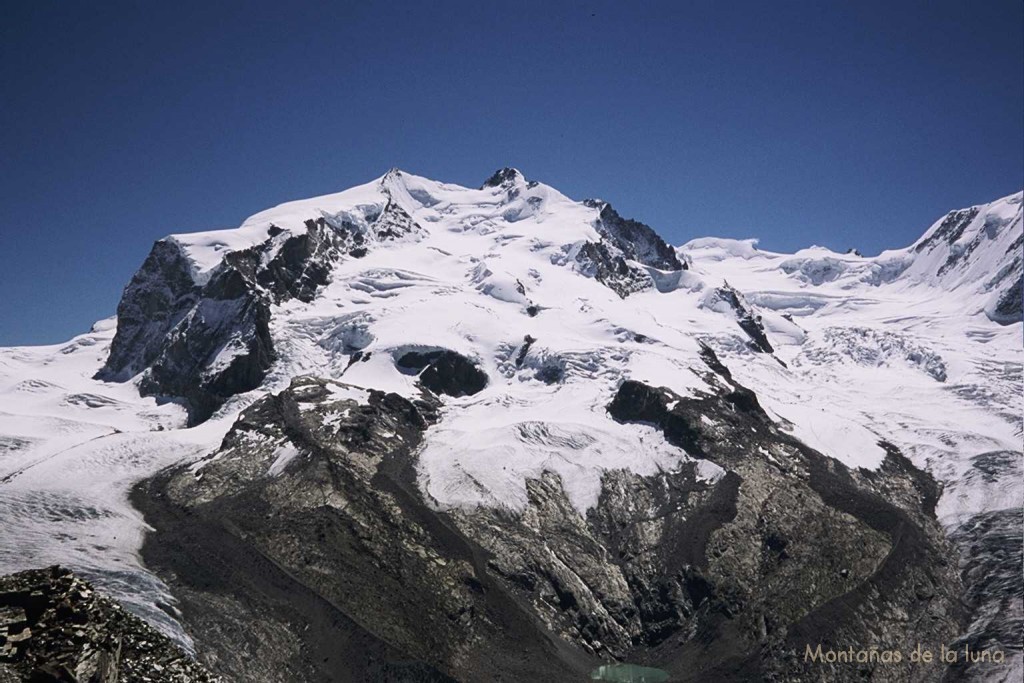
[0,169,1019,680]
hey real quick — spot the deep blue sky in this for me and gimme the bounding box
[2,0,1022,345]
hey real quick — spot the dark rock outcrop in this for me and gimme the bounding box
[481,167,524,189]
[136,266,276,425]
[990,270,1022,324]
[914,208,980,256]
[133,348,962,681]
[396,350,488,397]
[100,239,202,381]
[572,200,686,299]
[584,200,684,272]
[601,349,962,681]
[704,284,774,353]
[574,241,657,299]
[99,197,421,425]
[0,565,217,682]
[945,508,1024,680]
[133,377,589,682]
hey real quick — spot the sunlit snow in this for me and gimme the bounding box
[0,171,1019,648]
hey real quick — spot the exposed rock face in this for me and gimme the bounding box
[101,239,201,381]
[396,350,488,397]
[584,199,684,272]
[910,198,1023,325]
[573,241,658,299]
[915,208,981,257]
[990,271,1022,324]
[0,566,216,682]
[137,266,275,425]
[702,284,774,353]
[569,200,686,299]
[134,350,961,682]
[133,377,590,681]
[946,508,1024,680]
[481,167,525,189]
[598,354,962,681]
[99,200,421,424]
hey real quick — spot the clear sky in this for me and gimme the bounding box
[2,0,1022,345]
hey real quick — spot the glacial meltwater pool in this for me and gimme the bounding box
[589,663,670,682]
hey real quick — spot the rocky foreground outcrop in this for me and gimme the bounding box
[0,566,216,682]
[132,349,964,682]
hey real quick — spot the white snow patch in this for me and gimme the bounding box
[267,443,301,477]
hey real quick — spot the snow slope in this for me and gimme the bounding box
[0,170,1020,651]
[0,320,203,646]
[681,192,1022,526]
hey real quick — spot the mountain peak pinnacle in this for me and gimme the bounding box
[482,167,525,189]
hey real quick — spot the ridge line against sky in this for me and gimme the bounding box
[1,0,1022,345]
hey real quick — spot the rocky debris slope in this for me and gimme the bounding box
[603,349,963,681]
[134,348,962,682]
[946,508,1024,681]
[0,566,217,682]
[133,376,590,682]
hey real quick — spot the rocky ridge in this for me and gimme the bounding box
[98,181,422,424]
[0,566,217,682]
[132,347,963,681]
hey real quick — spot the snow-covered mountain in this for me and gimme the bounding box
[0,169,1020,682]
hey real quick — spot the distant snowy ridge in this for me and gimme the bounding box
[682,191,1023,325]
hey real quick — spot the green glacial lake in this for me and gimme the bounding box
[589,663,670,682]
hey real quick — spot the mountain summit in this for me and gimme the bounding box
[0,170,1020,681]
